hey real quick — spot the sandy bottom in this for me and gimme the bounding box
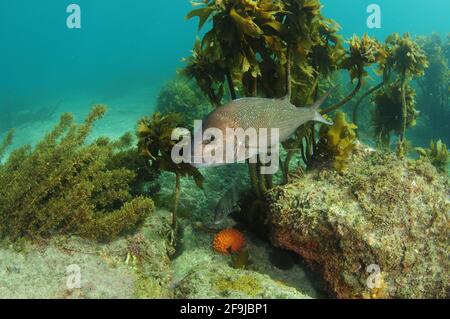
[2,85,159,155]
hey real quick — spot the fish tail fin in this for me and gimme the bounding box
[310,85,340,111]
[313,112,333,126]
[309,85,339,126]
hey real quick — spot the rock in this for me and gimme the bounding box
[267,147,449,299]
[174,259,310,299]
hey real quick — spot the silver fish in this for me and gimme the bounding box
[214,186,241,225]
[191,88,335,168]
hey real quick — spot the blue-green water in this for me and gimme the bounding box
[0,0,448,151]
[1,0,448,109]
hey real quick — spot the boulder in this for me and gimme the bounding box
[267,147,449,298]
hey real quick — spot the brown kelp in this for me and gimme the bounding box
[373,81,418,149]
[416,34,450,144]
[0,106,154,242]
[348,33,429,157]
[384,33,428,156]
[184,0,385,194]
[137,112,204,254]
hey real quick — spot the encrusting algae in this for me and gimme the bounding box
[267,145,449,298]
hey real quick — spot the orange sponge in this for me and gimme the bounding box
[213,228,246,254]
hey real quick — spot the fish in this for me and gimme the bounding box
[191,88,335,168]
[214,185,241,225]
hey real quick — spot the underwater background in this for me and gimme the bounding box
[0,0,448,299]
[1,0,449,148]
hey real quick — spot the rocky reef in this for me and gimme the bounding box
[267,145,449,298]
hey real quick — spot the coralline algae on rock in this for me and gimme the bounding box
[174,259,311,299]
[267,146,449,299]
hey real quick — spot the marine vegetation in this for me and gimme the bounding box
[416,33,450,144]
[416,139,449,174]
[182,38,228,107]
[0,106,155,242]
[184,0,402,195]
[349,33,429,158]
[106,141,161,196]
[318,111,358,172]
[326,34,382,115]
[383,33,428,156]
[212,228,246,254]
[373,81,419,149]
[0,129,14,162]
[155,77,212,128]
[137,112,204,253]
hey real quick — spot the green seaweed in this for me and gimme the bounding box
[156,77,212,129]
[0,106,154,242]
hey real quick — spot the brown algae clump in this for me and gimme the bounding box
[319,111,358,172]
